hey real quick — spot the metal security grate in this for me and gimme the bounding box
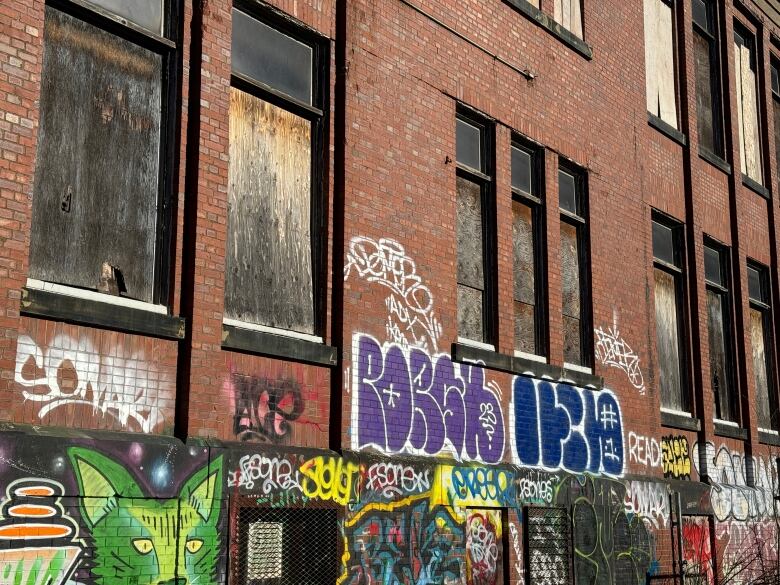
[231,506,339,585]
[525,506,571,585]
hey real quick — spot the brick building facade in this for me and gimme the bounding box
[1,0,780,582]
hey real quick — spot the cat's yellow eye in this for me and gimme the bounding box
[132,539,154,555]
[186,539,204,554]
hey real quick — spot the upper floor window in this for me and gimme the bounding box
[559,163,590,368]
[652,215,690,413]
[456,113,495,346]
[225,8,326,336]
[29,0,176,304]
[704,241,738,424]
[511,142,546,359]
[644,0,679,129]
[693,0,724,156]
[734,24,763,185]
[771,59,780,185]
[553,0,583,39]
[748,263,776,431]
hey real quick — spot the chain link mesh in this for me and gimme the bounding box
[526,506,571,585]
[230,502,339,585]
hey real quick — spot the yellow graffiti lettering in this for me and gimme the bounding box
[300,456,360,505]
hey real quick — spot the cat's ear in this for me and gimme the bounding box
[67,447,144,529]
[182,455,223,523]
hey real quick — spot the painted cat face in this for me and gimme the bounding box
[68,448,223,585]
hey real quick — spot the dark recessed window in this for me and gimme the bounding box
[512,142,545,358]
[456,111,495,345]
[29,0,176,304]
[226,8,326,335]
[734,24,763,184]
[693,0,724,156]
[771,59,780,188]
[559,164,590,367]
[644,0,679,128]
[704,241,738,423]
[748,263,777,431]
[652,214,689,413]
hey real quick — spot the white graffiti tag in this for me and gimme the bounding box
[594,323,645,394]
[228,454,302,492]
[508,523,524,584]
[344,236,442,352]
[363,462,431,498]
[15,334,172,433]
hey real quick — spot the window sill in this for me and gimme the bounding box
[457,336,496,352]
[222,322,337,367]
[713,420,748,440]
[759,429,780,446]
[451,342,603,389]
[698,148,731,175]
[502,0,593,60]
[21,285,184,340]
[742,173,771,199]
[660,409,701,432]
[647,113,687,146]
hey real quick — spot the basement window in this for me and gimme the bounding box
[226,8,326,336]
[644,0,679,129]
[734,24,763,185]
[29,1,175,305]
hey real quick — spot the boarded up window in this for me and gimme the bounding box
[466,509,505,585]
[85,0,163,35]
[749,264,775,430]
[457,175,486,342]
[513,200,537,355]
[226,89,314,333]
[735,27,763,183]
[553,0,583,38]
[693,0,722,155]
[561,220,582,365]
[704,243,736,422]
[30,7,162,302]
[644,0,678,128]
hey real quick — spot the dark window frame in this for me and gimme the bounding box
[692,0,725,157]
[511,137,547,358]
[558,161,591,368]
[455,108,497,346]
[703,238,739,424]
[652,211,692,414]
[36,0,181,307]
[770,55,780,190]
[645,0,683,132]
[227,1,330,336]
[733,19,765,187]
[748,260,778,431]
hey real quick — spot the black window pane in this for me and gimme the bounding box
[511,146,532,194]
[458,284,484,343]
[692,0,709,31]
[772,63,780,96]
[655,268,685,411]
[561,220,583,365]
[456,118,482,171]
[559,170,577,214]
[774,100,780,178]
[86,0,163,34]
[652,221,677,266]
[704,245,722,286]
[694,30,717,154]
[226,89,314,333]
[232,9,313,105]
[707,290,735,421]
[30,7,161,302]
[751,308,774,429]
[748,265,764,302]
[457,176,485,291]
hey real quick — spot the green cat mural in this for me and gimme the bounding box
[67,448,223,585]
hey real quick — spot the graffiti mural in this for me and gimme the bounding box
[345,236,442,352]
[228,374,305,442]
[511,376,625,476]
[593,321,645,394]
[352,334,505,464]
[682,517,715,585]
[628,432,662,471]
[14,334,174,434]
[466,510,502,585]
[623,480,668,529]
[661,435,691,480]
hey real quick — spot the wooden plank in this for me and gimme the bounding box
[656,0,677,127]
[740,42,763,183]
[734,37,747,174]
[644,0,659,116]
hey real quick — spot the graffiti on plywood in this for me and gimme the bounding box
[352,334,505,464]
[14,334,173,433]
[593,320,645,394]
[345,236,442,352]
[466,510,502,585]
[511,376,625,476]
